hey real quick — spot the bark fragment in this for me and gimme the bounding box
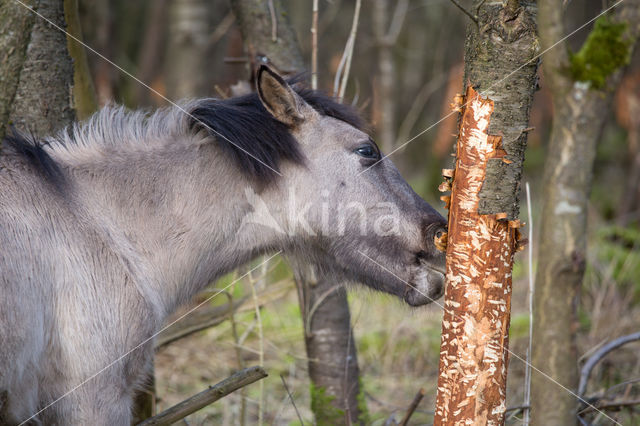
[434,86,519,425]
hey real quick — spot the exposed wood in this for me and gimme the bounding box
[433,86,520,425]
[465,0,539,220]
[433,1,538,422]
[137,366,267,426]
[531,1,640,423]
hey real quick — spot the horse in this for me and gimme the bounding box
[0,65,446,425]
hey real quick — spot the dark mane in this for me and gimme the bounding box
[188,85,364,183]
[2,129,65,191]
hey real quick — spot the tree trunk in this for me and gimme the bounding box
[230,1,365,424]
[6,0,75,135]
[434,0,538,423]
[0,0,36,143]
[372,0,396,154]
[229,0,304,77]
[531,1,639,424]
[165,0,211,100]
[291,262,364,425]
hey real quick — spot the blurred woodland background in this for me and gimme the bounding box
[2,0,640,424]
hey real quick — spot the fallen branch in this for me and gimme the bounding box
[578,332,640,397]
[137,366,268,426]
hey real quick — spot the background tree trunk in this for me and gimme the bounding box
[230,1,365,424]
[63,0,96,120]
[532,1,640,424]
[165,0,211,100]
[434,0,538,423]
[0,0,75,138]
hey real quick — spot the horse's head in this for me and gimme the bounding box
[251,66,447,306]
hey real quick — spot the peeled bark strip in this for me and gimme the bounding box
[434,86,520,425]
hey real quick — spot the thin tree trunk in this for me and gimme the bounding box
[165,0,211,100]
[230,1,365,424]
[1,0,75,136]
[433,0,538,423]
[63,0,96,120]
[532,1,639,424]
[372,0,408,155]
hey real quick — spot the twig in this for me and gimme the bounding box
[154,297,247,348]
[385,0,410,44]
[207,12,235,49]
[249,259,267,426]
[267,0,277,42]
[311,0,318,90]
[280,374,304,425]
[399,388,425,426]
[523,182,534,425]
[578,332,640,397]
[448,0,478,23]
[305,284,344,336]
[137,366,267,426]
[333,0,361,99]
[578,398,640,415]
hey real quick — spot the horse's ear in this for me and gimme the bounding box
[257,65,306,126]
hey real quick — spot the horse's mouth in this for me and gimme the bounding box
[404,258,446,306]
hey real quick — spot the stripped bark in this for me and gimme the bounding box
[434,86,522,424]
[433,1,538,422]
[532,1,640,423]
[231,2,364,423]
[434,1,538,425]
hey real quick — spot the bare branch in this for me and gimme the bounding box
[333,0,361,99]
[448,0,478,24]
[311,0,318,90]
[137,366,268,426]
[154,297,247,349]
[280,374,304,425]
[578,332,640,397]
[399,388,425,426]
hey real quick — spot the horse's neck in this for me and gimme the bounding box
[62,142,279,317]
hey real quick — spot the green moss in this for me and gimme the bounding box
[310,383,345,425]
[569,16,631,89]
[356,377,370,425]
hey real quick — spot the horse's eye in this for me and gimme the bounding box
[354,144,379,159]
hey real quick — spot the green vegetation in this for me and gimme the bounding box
[309,383,345,425]
[569,16,631,89]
